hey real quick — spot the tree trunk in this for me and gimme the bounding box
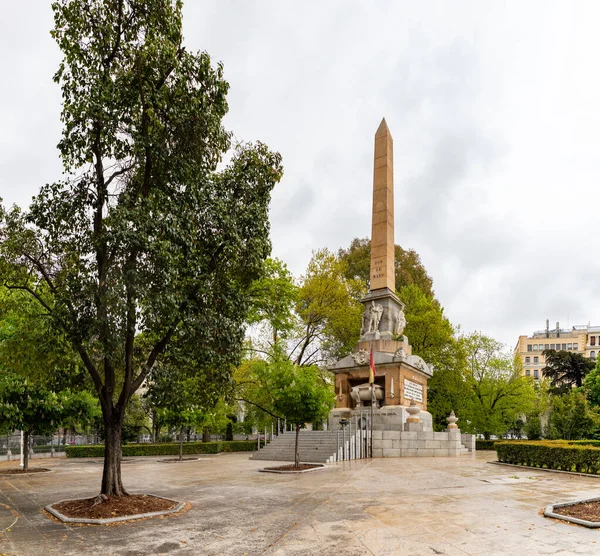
[202,429,211,443]
[484,431,491,440]
[179,426,184,461]
[23,430,30,471]
[101,417,128,496]
[294,423,300,468]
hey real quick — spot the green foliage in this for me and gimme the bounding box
[496,441,600,474]
[476,440,499,450]
[524,414,543,440]
[270,359,335,428]
[542,350,594,392]
[0,0,282,494]
[583,357,600,407]
[545,390,598,440]
[293,249,363,365]
[246,258,298,337]
[0,373,63,436]
[338,237,434,298]
[463,333,535,439]
[65,440,257,458]
[0,287,87,391]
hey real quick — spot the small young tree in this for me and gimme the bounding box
[270,358,334,467]
[0,374,95,470]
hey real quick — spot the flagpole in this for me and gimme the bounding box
[369,344,374,458]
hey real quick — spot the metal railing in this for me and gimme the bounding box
[336,410,371,462]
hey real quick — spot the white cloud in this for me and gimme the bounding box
[2,0,600,347]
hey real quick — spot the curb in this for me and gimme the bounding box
[489,460,600,479]
[44,494,185,525]
[259,465,326,474]
[544,497,600,528]
[0,468,55,476]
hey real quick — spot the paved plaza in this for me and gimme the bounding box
[1,452,600,555]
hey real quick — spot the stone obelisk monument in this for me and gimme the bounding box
[328,118,434,430]
[370,118,395,293]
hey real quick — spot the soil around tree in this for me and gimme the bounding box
[51,494,177,520]
[261,464,324,473]
[0,468,51,475]
[554,500,600,522]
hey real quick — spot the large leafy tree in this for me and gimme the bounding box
[542,350,594,392]
[338,237,434,298]
[0,0,281,496]
[292,249,362,366]
[463,333,535,439]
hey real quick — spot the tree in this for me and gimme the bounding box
[269,356,334,467]
[524,379,551,440]
[246,258,298,344]
[542,350,594,392]
[0,374,95,470]
[546,390,598,440]
[0,287,88,392]
[463,333,535,439]
[583,357,600,407]
[0,0,281,496]
[338,237,434,298]
[292,249,362,365]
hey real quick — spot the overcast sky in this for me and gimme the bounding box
[1,1,599,349]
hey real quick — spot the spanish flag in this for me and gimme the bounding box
[369,348,376,384]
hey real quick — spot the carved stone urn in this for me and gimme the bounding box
[406,399,421,423]
[447,411,459,429]
[350,383,384,408]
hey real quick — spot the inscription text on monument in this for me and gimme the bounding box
[404,379,423,403]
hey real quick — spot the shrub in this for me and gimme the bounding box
[496,441,600,474]
[66,440,257,458]
[476,440,497,450]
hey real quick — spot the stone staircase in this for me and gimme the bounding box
[251,431,341,464]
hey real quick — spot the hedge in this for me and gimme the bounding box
[495,441,600,474]
[66,440,257,458]
[476,440,497,450]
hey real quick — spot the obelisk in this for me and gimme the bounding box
[370,118,395,293]
[358,119,404,343]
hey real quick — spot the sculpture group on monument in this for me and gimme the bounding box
[327,119,475,457]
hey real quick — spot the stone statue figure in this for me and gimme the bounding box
[395,308,407,336]
[368,301,383,333]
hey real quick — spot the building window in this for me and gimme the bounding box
[562,343,567,350]
[544,344,549,350]
[550,344,555,349]
[592,351,596,360]
[574,343,578,350]
[534,370,539,379]
[526,369,531,377]
[592,336,596,346]
[533,344,538,351]
[534,356,539,364]
[527,345,533,352]
[525,356,530,364]
[568,343,572,350]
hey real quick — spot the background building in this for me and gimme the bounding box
[515,320,598,380]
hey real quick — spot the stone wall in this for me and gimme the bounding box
[372,429,474,458]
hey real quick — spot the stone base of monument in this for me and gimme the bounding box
[327,407,475,458]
